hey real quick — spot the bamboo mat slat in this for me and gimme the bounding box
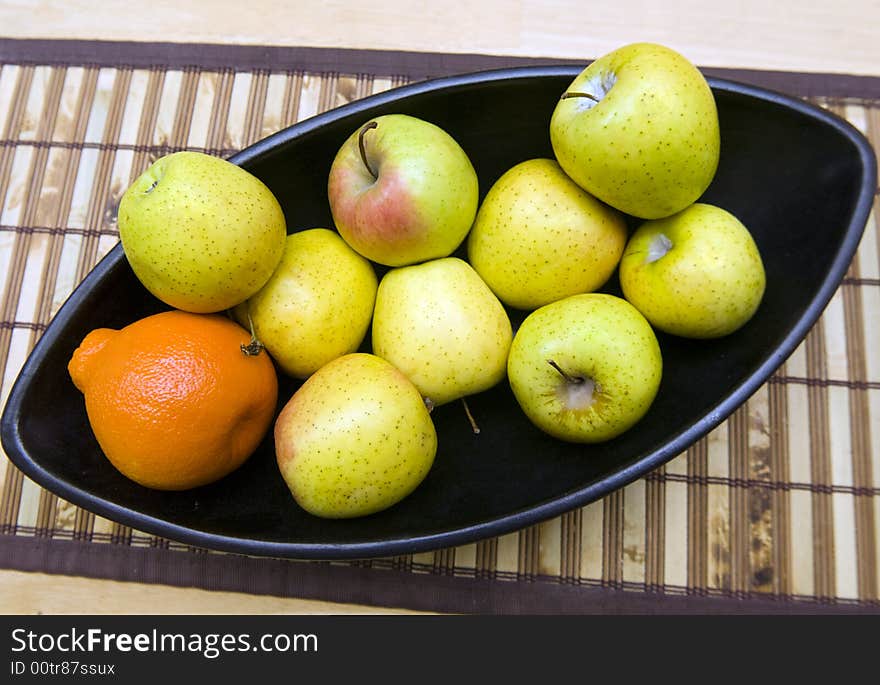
[0,46,878,611]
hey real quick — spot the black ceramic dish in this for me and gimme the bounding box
[1,66,876,559]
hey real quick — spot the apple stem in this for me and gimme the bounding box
[240,311,266,357]
[358,121,379,179]
[461,398,481,435]
[547,359,584,384]
[560,91,601,103]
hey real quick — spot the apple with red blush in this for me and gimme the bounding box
[327,114,479,267]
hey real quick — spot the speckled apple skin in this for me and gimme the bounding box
[372,257,513,406]
[507,293,662,443]
[550,43,720,220]
[118,151,287,313]
[274,353,437,519]
[235,229,378,379]
[467,158,627,310]
[327,114,479,267]
[619,203,766,338]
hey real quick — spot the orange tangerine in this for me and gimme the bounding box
[68,310,278,490]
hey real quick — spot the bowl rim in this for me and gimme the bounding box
[1,65,877,560]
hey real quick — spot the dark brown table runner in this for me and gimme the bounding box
[1,39,878,613]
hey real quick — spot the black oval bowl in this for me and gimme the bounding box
[1,67,876,559]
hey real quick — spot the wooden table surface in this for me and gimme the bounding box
[1,0,877,615]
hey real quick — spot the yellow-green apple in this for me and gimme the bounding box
[327,114,479,267]
[550,42,720,219]
[467,158,627,310]
[372,257,512,406]
[233,228,377,378]
[118,151,286,313]
[274,353,437,518]
[507,293,662,443]
[619,202,766,338]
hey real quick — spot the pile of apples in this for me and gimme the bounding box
[115,42,766,519]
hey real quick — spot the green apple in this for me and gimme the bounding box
[467,158,627,310]
[274,353,437,518]
[327,114,479,267]
[372,257,512,406]
[507,293,662,443]
[550,42,720,220]
[118,151,287,313]
[234,228,377,379]
[619,202,766,338]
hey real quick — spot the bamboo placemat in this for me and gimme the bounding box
[1,39,878,613]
